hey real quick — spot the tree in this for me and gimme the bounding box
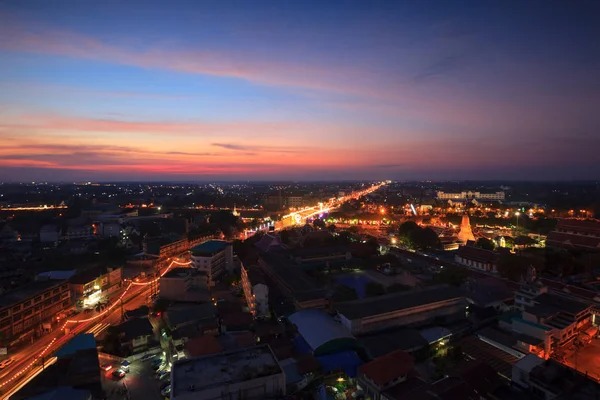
[331,285,359,302]
[399,221,420,238]
[327,224,337,233]
[497,253,530,281]
[365,282,386,297]
[411,227,440,251]
[476,237,495,251]
[152,298,171,314]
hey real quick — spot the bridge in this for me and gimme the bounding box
[277,182,386,229]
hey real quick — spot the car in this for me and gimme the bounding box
[157,370,169,380]
[0,359,15,369]
[112,369,126,379]
[141,353,157,361]
[101,363,113,371]
[120,364,130,373]
[151,357,163,366]
[161,385,171,397]
[160,381,170,391]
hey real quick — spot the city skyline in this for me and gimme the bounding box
[1,1,599,181]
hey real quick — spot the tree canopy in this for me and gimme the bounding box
[476,237,495,251]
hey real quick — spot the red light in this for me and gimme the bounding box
[156,312,161,316]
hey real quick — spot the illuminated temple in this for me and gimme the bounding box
[457,214,476,244]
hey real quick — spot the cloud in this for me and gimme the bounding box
[211,143,308,153]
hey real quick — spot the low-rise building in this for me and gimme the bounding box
[66,224,95,241]
[190,240,234,285]
[241,264,269,317]
[436,191,505,201]
[144,235,189,259]
[170,345,285,400]
[116,317,154,353]
[454,244,498,273]
[0,280,71,346]
[546,218,600,252]
[70,266,122,309]
[336,285,467,335]
[39,224,61,244]
[358,350,414,400]
[159,267,210,303]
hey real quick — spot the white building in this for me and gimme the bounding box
[436,191,505,201]
[67,225,94,241]
[170,345,285,400]
[241,264,269,317]
[190,240,233,285]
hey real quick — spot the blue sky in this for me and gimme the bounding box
[0,0,599,181]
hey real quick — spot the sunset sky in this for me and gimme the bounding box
[1,1,599,181]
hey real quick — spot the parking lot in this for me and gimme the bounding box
[101,357,168,400]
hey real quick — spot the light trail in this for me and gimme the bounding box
[1,357,58,399]
[0,257,192,391]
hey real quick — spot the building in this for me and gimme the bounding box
[546,219,600,252]
[70,266,122,309]
[159,267,210,303]
[101,222,121,238]
[39,225,61,244]
[513,355,600,399]
[288,309,357,356]
[116,317,154,353]
[66,224,94,241]
[436,191,505,201]
[286,196,304,209]
[258,253,329,310]
[190,240,234,284]
[457,214,476,244]
[144,235,189,259]
[0,280,71,346]
[335,285,467,335]
[358,350,414,400]
[241,264,269,317]
[170,345,285,400]
[454,244,498,273]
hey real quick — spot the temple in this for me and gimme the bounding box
[457,214,475,244]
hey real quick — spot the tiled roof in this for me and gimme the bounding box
[546,231,600,249]
[456,245,498,263]
[359,350,414,386]
[185,335,223,358]
[555,218,600,235]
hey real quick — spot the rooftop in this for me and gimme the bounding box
[528,293,591,317]
[359,350,414,386]
[0,280,65,307]
[456,245,498,263]
[69,265,115,285]
[288,309,355,355]
[162,267,207,278]
[358,328,428,359]
[190,240,230,256]
[171,345,282,397]
[336,285,465,320]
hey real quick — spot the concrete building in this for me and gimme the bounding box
[66,224,94,241]
[335,285,467,335]
[159,267,210,303]
[144,236,189,259]
[101,222,121,238]
[39,225,61,244]
[436,191,505,201]
[286,196,304,209]
[0,280,71,345]
[170,345,285,400]
[241,264,269,317]
[70,266,122,309]
[190,240,233,285]
[258,253,329,310]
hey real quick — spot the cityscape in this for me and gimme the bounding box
[1,1,600,400]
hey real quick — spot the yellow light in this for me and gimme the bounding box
[337,377,345,382]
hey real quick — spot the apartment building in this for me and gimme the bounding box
[0,280,71,345]
[190,240,233,285]
[241,264,269,317]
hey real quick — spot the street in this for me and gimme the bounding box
[0,277,156,399]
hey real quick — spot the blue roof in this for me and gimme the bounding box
[55,333,96,358]
[316,350,363,378]
[37,270,76,280]
[289,309,354,354]
[28,387,91,400]
[190,240,229,255]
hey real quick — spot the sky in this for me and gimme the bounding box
[0,0,599,182]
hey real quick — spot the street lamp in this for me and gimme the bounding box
[515,211,520,230]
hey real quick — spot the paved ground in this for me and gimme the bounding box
[101,358,166,400]
[564,337,600,382]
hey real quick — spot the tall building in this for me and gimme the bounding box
[457,214,476,244]
[241,264,269,317]
[190,240,233,285]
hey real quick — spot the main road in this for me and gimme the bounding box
[0,259,189,399]
[278,181,387,229]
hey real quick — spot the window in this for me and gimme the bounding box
[52,288,59,295]
[23,300,32,308]
[0,310,8,319]
[12,305,20,313]
[44,292,51,299]
[12,313,22,323]
[35,296,42,303]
